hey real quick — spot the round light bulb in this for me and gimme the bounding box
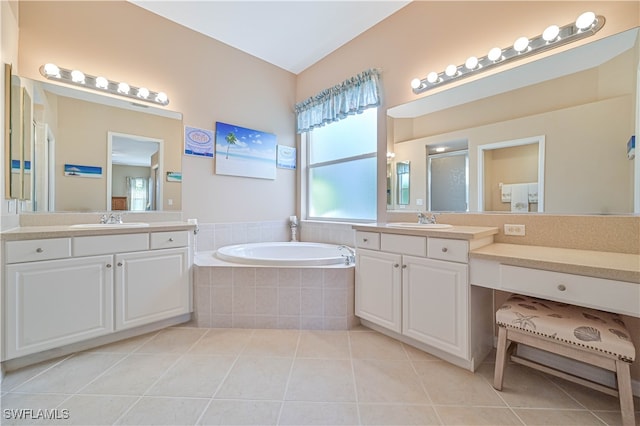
[513,36,530,53]
[43,63,60,78]
[410,78,422,89]
[465,56,479,70]
[445,64,458,77]
[95,76,108,89]
[576,11,596,30]
[155,92,168,104]
[487,47,502,62]
[117,82,130,94]
[137,87,150,98]
[426,72,439,84]
[542,25,560,42]
[70,70,85,84]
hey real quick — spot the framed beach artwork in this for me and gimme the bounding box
[184,126,214,157]
[215,121,277,179]
[166,171,182,182]
[277,145,296,170]
[64,164,102,178]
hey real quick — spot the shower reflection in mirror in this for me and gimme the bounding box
[428,148,469,212]
[396,161,410,205]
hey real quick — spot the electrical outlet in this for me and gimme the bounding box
[504,224,526,236]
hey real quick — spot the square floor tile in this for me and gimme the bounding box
[115,396,208,425]
[285,358,356,402]
[413,359,506,406]
[134,328,207,354]
[296,331,350,359]
[353,359,429,404]
[146,355,235,398]
[57,394,138,425]
[79,354,179,396]
[359,403,440,425]
[197,400,281,425]
[215,356,293,400]
[278,401,359,425]
[14,353,125,394]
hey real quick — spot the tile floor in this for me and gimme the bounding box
[1,326,638,425]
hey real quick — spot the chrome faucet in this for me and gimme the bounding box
[417,212,437,224]
[100,213,123,224]
[338,245,356,265]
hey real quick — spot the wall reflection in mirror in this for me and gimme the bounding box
[387,28,639,215]
[5,75,183,212]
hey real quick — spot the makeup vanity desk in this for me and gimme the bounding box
[470,243,640,319]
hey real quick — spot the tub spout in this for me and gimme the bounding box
[289,216,299,242]
[338,245,355,265]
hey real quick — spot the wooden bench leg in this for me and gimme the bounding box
[494,326,508,390]
[616,360,636,426]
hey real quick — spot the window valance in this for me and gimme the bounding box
[294,68,381,134]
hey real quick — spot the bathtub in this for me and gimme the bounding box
[214,242,349,266]
[193,242,358,330]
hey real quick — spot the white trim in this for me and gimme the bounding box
[477,135,545,212]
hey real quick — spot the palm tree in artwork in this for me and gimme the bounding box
[225,132,238,159]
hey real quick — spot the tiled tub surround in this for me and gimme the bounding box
[194,220,356,252]
[191,220,358,330]
[193,264,358,330]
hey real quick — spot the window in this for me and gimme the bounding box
[307,108,377,221]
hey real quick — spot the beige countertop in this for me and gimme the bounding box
[352,223,499,240]
[1,222,195,241]
[471,243,640,284]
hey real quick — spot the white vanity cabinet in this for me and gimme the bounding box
[3,229,192,360]
[5,253,114,359]
[354,228,495,370]
[355,249,402,332]
[115,247,189,330]
[402,255,468,359]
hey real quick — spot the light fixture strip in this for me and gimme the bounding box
[411,13,605,94]
[39,64,169,106]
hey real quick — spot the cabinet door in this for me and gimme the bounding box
[402,256,469,359]
[115,247,189,330]
[355,248,402,333]
[5,255,114,359]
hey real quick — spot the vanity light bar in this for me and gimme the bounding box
[39,64,169,106]
[410,11,605,94]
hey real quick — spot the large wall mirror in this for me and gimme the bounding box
[5,75,183,212]
[387,27,639,215]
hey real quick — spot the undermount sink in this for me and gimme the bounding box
[70,222,150,229]
[386,222,454,229]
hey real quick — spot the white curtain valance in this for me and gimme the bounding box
[294,68,381,134]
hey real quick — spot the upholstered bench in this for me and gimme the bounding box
[494,294,636,426]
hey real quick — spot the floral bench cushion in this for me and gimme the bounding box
[496,294,636,362]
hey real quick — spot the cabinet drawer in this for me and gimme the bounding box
[500,265,640,317]
[73,233,149,256]
[355,231,380,250]
[5,238,72,264]
[150,231,189,249]
[428,238,469,263]
[380,234,426,256]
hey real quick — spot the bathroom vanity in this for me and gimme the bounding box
[1,221,194,362]
[352,223,498,371]
[470,243,640,317]
[352,222,640,373]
